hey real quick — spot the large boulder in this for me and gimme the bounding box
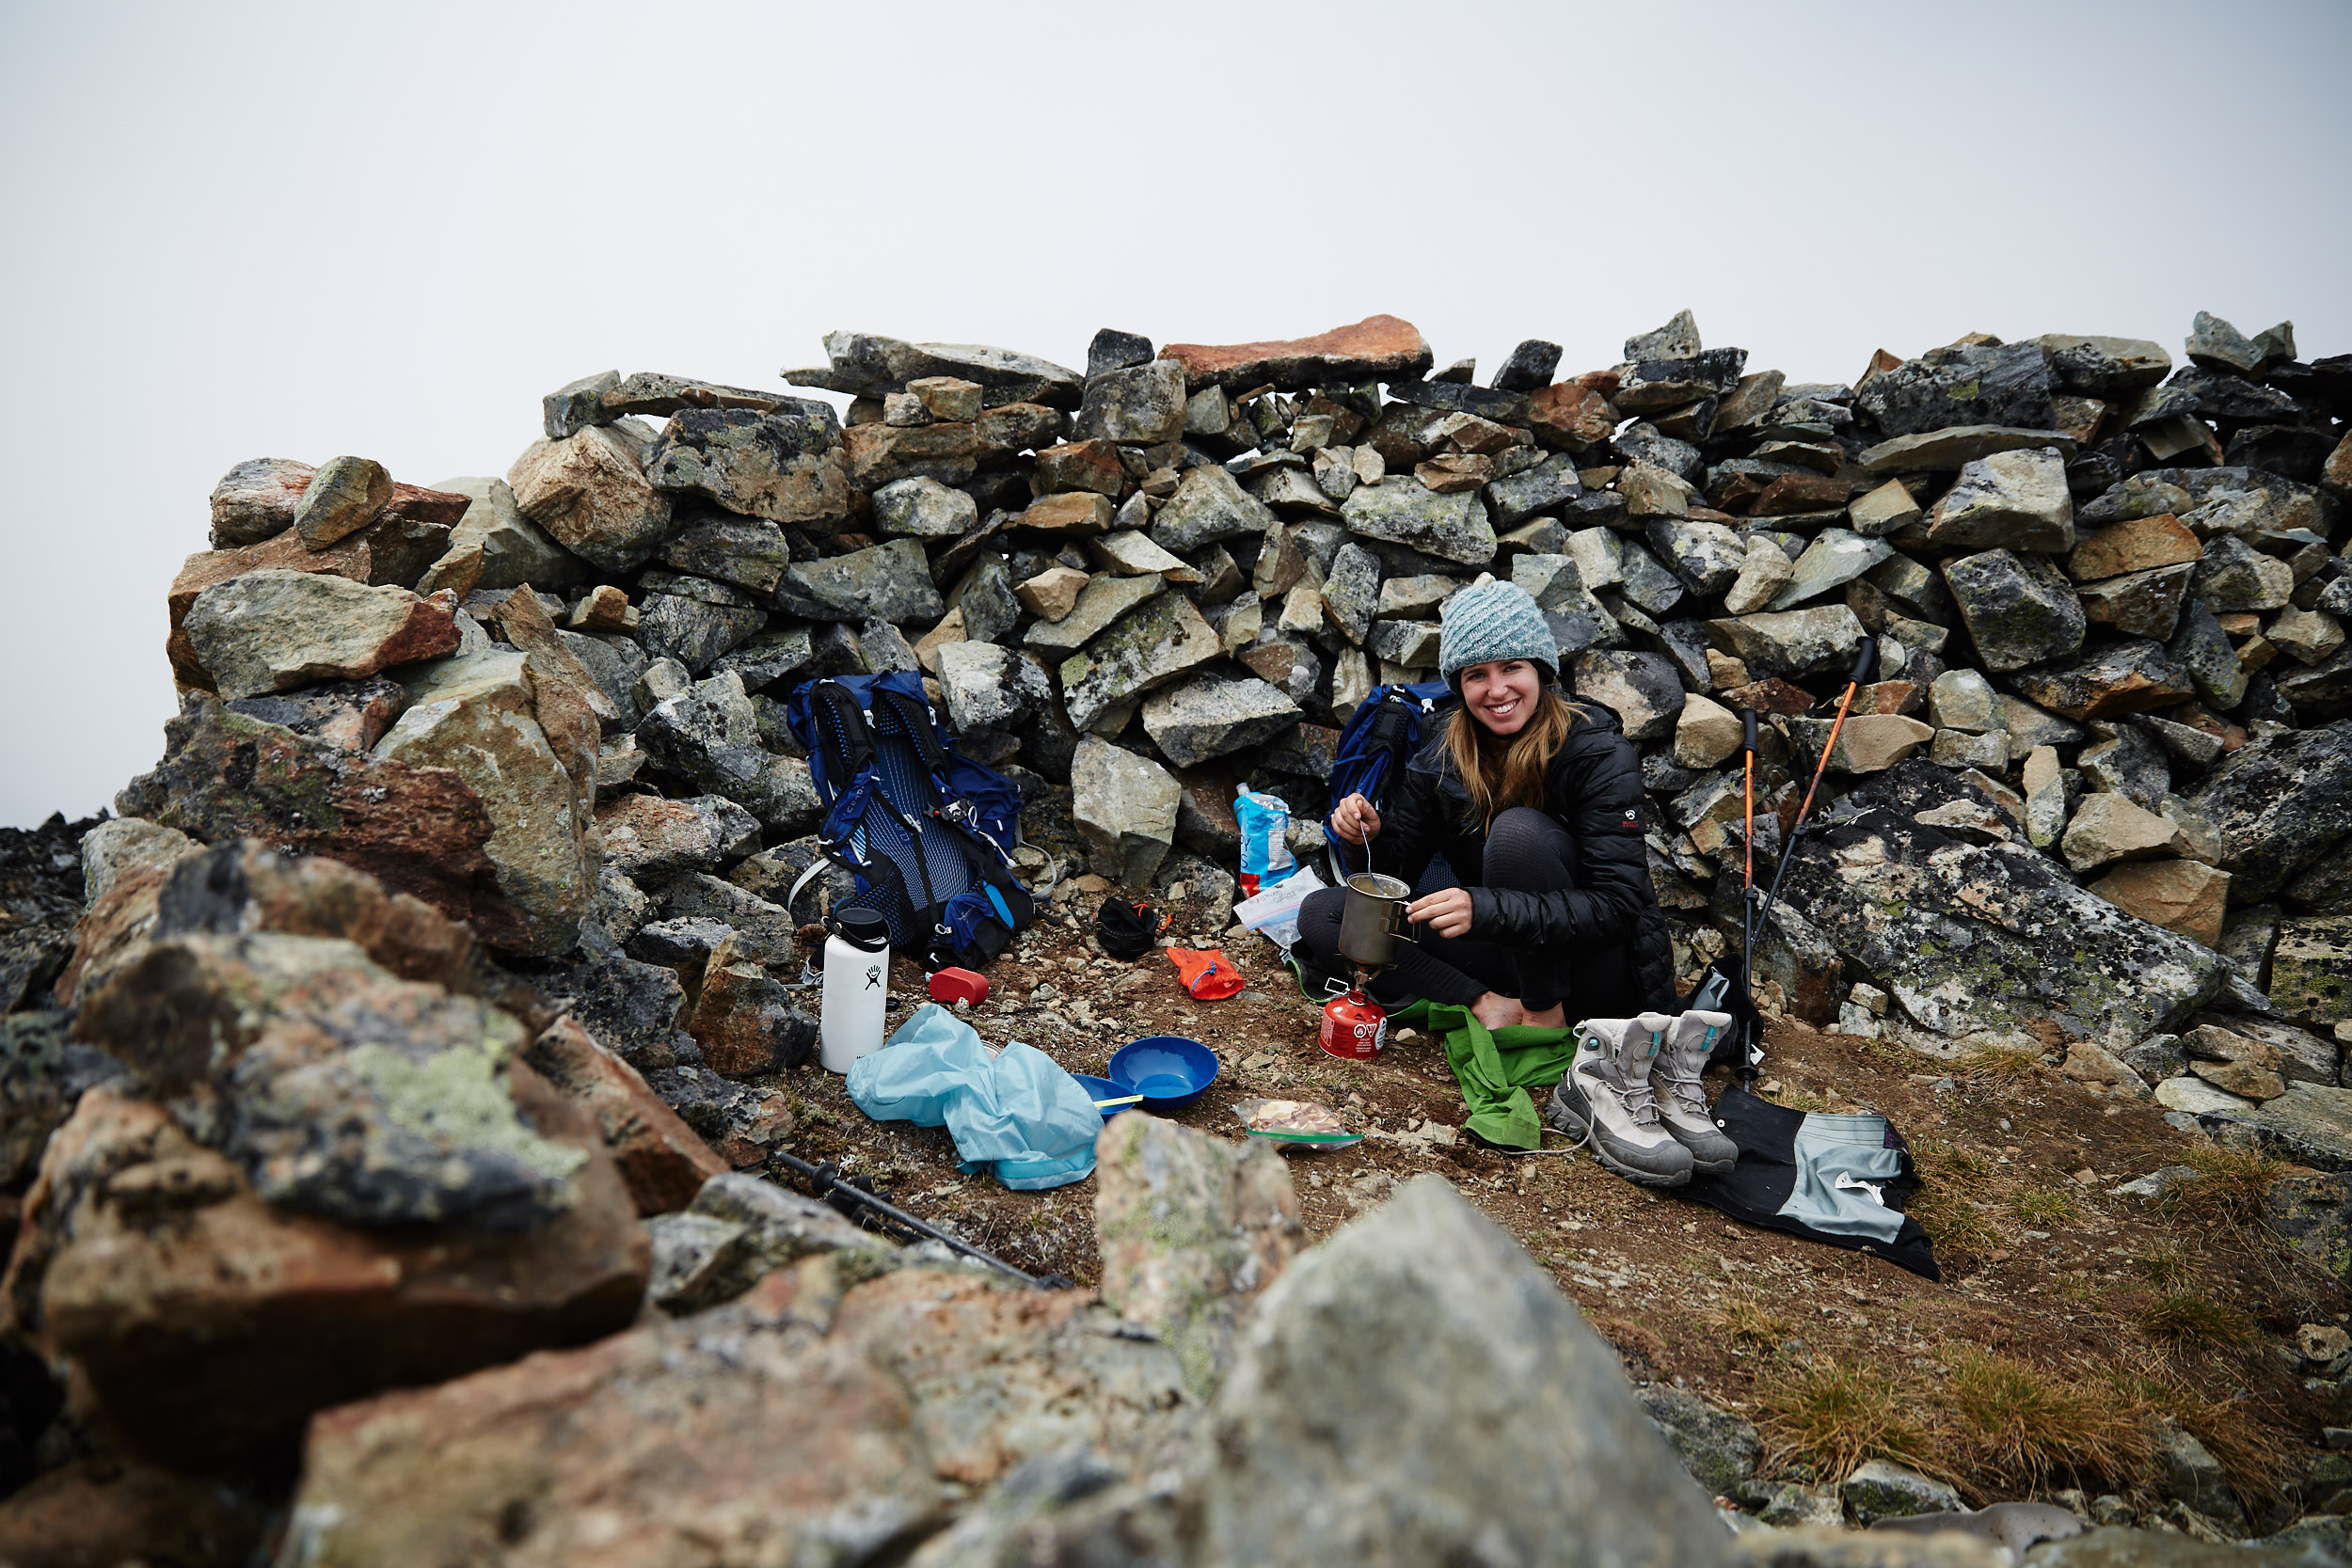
[1340,479,1497,566]
[4,965,646,1470]
[1141,674,1303,768]
[1923,447,2074,551]
[1773,764,2222,1052]
[1943,548,2085,673]
[1852,341,2056,436]
[282,1255,1187,1566]
[1703,605,1867,679]
[1149,464,1279,555]
[1071,736,1179,886]
[636,672,822,836]
[1093,1114,1303,1399]
[2187,721,2352,902]
[181,570,459,700]
[114,702,521,950]
[644,405,849,529]
[1570,650,1685,741]
[1193,1177,1730,1568]
[799,329,1084,407]
[374,651,600,958]
[772,537,946,625]
[935,641,1055,737]
[2006,639,2195,721]
[506,424,673,572]
[1058,594,1223,733]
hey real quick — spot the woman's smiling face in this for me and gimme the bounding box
[1457,659,1544,736]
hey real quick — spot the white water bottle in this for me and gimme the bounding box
[818,909,893,1073]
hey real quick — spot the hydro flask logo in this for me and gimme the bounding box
[864,964,882,990]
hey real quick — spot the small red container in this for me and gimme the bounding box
[928,967,990,1006]
[1318,988,1386,1060]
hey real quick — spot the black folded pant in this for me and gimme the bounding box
[1299,807,1581,1012]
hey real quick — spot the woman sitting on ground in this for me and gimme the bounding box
[1295,578,1676,1034]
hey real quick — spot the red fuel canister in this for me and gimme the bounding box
[1319,987,1386,1060]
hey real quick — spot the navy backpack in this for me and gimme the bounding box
[1322,680,1456,878]
[784,671,1035,969]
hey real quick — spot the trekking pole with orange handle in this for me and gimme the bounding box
[1752,638,1877,952]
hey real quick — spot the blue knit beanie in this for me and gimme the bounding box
[1438,579,1558,687]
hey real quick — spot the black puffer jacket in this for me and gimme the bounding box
[1371,696,1677,1015]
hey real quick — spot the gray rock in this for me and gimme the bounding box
[596,795,761,882]
[2192,535,2295,613]
[636,671,819,835]
[1491,340,1563,395]
[2152,1419,2246,1527]
[1142,674,1303,768]
[2000,695,2085,752]
[2035,334,2173,396]
[209,456,317,547]
[644,407,849,530]
[1377,575,1462,619]
[1340,479,1497,567]
[1151,465,1279,555]
[2188,721,2352,901]
[2123,1033,2189,1084]
[1924,448,2075,552]
[2079,728,2172,812]
[707,626,815,694]
[1857,424,2079,474]
[1195,1177,1731,1568]
[773,538,946,625]
[872,475,978,538]
[2185,311,2264,376]
[638,592,767,675]
[1636,1385,1760,1497]
[1645,519,1747,596]
[2081,562,2195,641]
[1071,736,1179,886]
[1776,764,2223,1052]
[1704,605,1867,679]
[1943,548,2086,673]
[1615,423,1703,483]
[2244,1085,2352,1172]
[2008,640,2197,721]
[1616,540,1688,618]
[1853,341,2056,437]
[801,330,1083,408]
[659,874,802,963]
[1321,544,1381,645]
[183,571,458,700]
[1483,451,1581,526]
[1022,573,1168,653]
[1625,311,1702,361]
[1571,651,1685,742]
[1365,620,1440,668]
[429,476,589,592]
[292,454,393,550]
[1767,529,1896,613]
[1840,1458,1963,1525]
[1928,670,2003,734]
[935,641,1053,736]
[1058,594,1224,732]
[1074,357,1187,446]
[1086,327,1153,381]
[949,555,1022,645]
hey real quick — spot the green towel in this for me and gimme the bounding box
[1423,1003,1579,1151]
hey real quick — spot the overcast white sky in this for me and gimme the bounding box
[3,0,2346,826]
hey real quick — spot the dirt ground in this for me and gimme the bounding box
[769,895,2345,1518]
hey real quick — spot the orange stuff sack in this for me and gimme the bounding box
[1167,946,1245,1001]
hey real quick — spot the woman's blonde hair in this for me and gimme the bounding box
[1442,682,1582,833]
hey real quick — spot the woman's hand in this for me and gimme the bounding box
[1406,886,1474,940]
[1329,792,1382,846]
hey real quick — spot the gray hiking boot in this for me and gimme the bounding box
[1652,1009,1739,1177]
[1546,1012,1693,1188]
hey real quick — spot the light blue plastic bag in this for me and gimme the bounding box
[1234,784,1295,893]
[847,1003,1103,1190]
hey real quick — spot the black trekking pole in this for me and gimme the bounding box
[770,1149,1073,1290]
[1751,639,1877,949]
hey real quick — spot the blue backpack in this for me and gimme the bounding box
[784,671,1035,969]
[1322,680,1456,871]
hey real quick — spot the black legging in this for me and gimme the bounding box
[1299,806,1582,1012]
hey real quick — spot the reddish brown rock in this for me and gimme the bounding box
[2066,513,2203,582]
[525,1015,726,1215]
[0,1455,269,1568]
[486,584,619,722]
[1014,491,1115,537]
[0,1080,646,1472]
[1527,372,1623,449]
[689,941,818,1077]
[1751,471,1852,516]
[1159,314,1433,391]
[1032,438,1128,498]
[112,701,523,950]
[1720,676,1815,717]
[842,419,983,487]
[2087,857,2232,947]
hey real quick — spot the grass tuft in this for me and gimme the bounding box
[2132,1243,2196,1289]
[2008,1186,2087,1228]
[1906,1138,2004,1258]
[2109,1369,2291,1505]
[1759,1358,1943,1484]
[2136,1292,2252,1349]
[2160,1145,2286,1228]
[1943,1353,2153,1491]
[1710,1296,1792,1353]
[1954,1047,2044,1083]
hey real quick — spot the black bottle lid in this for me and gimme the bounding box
[836,908,891,952]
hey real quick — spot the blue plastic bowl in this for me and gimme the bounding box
[1070,1073,1132,1119]
[1106,1036,1220,1113]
